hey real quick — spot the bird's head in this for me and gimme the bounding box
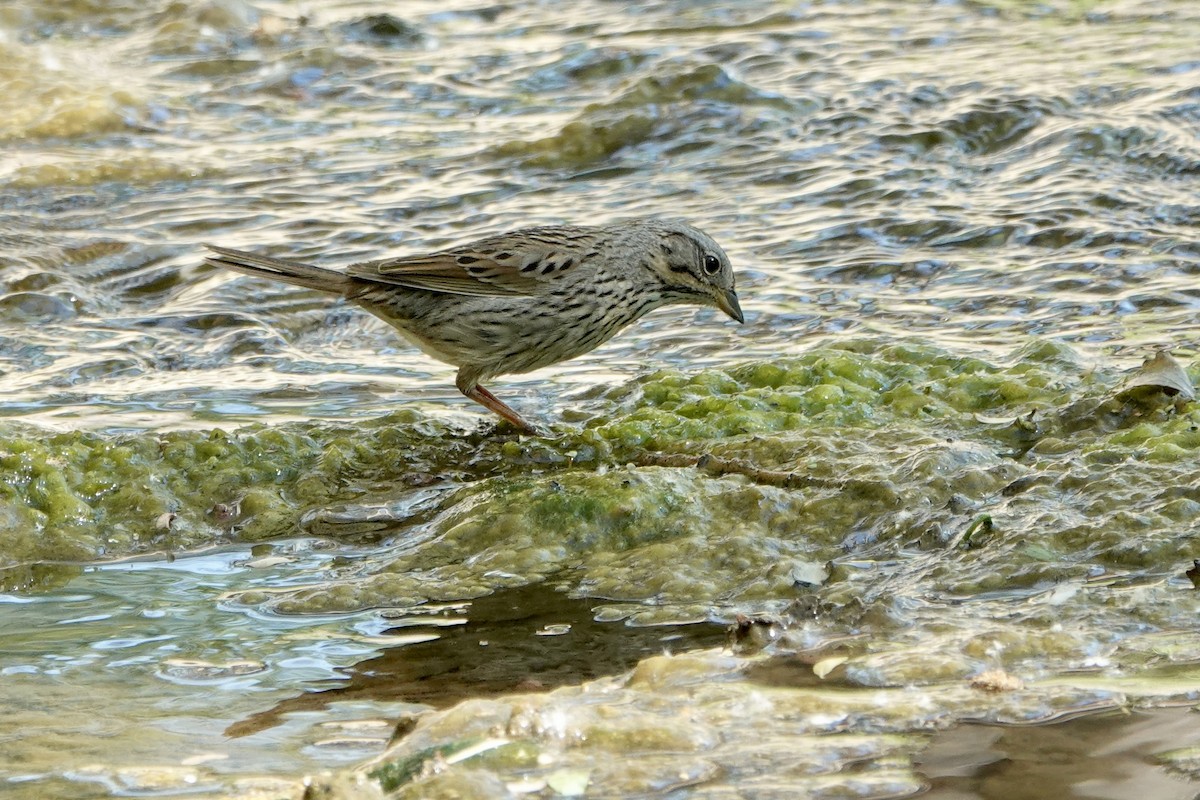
[639,219,743,323]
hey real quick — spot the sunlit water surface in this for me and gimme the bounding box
[5,0,1199,431]
[4,0,1200,796]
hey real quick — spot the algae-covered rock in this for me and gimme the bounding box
[0,416,465,564]
[4,340,1198,614]
[230,466,852,614]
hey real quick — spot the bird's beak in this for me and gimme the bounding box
[716,288,744,324]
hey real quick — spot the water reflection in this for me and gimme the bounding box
[919,707,1200,800]
[227,582,727,737]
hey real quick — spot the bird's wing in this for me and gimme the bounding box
[344,226,604,297]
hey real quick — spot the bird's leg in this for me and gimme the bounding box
[471,384,542,434]
[456,370,542,435]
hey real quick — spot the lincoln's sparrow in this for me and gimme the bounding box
[204,217,742,433]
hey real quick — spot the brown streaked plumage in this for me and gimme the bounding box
[203,217,742,433]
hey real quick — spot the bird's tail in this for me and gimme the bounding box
[203,244,352,294]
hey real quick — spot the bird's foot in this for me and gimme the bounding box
[464,384,550,437]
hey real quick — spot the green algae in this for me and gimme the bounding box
[587,341,1083,451]
[4,340,1196,600]
[0,415,461,565]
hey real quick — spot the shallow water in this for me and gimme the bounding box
[4,0,1200,797]
[5,0,1200,431]
[0,543,427,793]
[0,543,722,798]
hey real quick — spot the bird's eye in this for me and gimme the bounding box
[702,254,721,275]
